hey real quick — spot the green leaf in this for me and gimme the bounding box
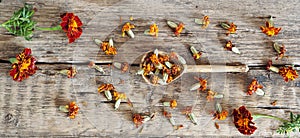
[9,58,18,64]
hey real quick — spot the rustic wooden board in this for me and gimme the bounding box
[0,0,300,137]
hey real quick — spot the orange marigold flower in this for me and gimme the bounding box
[247,79,263,95]
[101,41,117,55]
[213,110,228,120]
[98,84,115,93]
[60,13,83,43]
[122,22,135,37]
[278,66,298,82]
[113,91,127,100]
[233,106,257,135]
[133,114,144,127]
[174,23,184,36]
[206,90,215,101]
[194,77,207,91]
[149,23,159,37]
[170,99,177,109]
[260,21,281,37]
[10,48,38,81]
[67,67,77,78]
[67,101,79,119]
[202,16,210,29]
[227,23,237,35]
[225,40,233,51]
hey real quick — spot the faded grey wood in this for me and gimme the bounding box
[0,0,299,137]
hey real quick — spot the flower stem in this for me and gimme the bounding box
[253,113,287,122]
[36,25,62,31]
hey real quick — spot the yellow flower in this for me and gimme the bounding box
[278,67,298,82]
[170,99,177,109]
[122,22,135,37]
[260,21,281,37]
[149,23,159,37]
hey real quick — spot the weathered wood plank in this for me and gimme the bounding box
[0,63,299,137]
[0,0,299,65]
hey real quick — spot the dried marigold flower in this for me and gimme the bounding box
[9,48,38,82]
[190,46,202,60]
[60,13,83,43]
[232,106,257,135]
[98,84,115,93]
[170,99,177,109]
[221,22,237,35]
[133,114,144,127]
[202,16,210,29]
[273,43,286,60]
[213,110,228,120]
[101,41,117,55]
[278,66,298,82]
[196,77,207,91]
[247,79,263,95]
[68,101,79,119]
[113,91,127,100]
[149,23,159,37]
[206,90,215,101]
[260,19,281,37]
[174,23,184,36]
[122,22,135,38]
[67,67,77,78]
[121,62,129,73]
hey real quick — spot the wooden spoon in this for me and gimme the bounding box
[139,50,249,86]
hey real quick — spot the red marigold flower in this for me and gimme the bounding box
[67,67,77,78]
[278,66,298,82]
[10,48,38,81]
[133,114,144,127]
[260,21,281,37]
[233,106,257,135]
[247,79,263,95]
[68,101,79,119]
[60,13,83,43]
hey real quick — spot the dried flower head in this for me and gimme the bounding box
[149,23,159,37]
[221,22,237,35]
[98,84,115,93]
[260,19,281,37]
[197,77,207,91]
[101,41,117,55]
[67,67,77,78]
[213,110,228,120]
[175,23,184,36]
[202,16,210,29]
[207,90,216,101]
[60,13,83,43]
[273,43,286,60]
[122,22,135,38]
[247,79,263,95]
[170,99,177,109]
[133,114,144,127]
[121,62,129,73]
[113,91,127,100]
[278,66,298,82]
[68,101,79,119]
[10,48,38,81]
[233,106,257,135]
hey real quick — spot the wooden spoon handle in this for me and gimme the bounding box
[184,64,249,73]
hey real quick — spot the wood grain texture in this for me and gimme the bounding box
[0,0,299,137]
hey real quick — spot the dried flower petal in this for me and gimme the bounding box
[190,46,202,59]
[121,62,129,73]
[9,48,38,81]
[67,67,77,78]
[278,66,298,82]
[195,77,207,91]
[60,13,83,43]
[232,106,257,135]
[100,41,117,55]
[260,19,281,37]
[247,79,263,95]
[195,16,210,29]
[170,99,177,109]
[273,43,286,60]
[133,114,144,127]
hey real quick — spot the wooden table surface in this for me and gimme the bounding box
[0,0,300,137]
